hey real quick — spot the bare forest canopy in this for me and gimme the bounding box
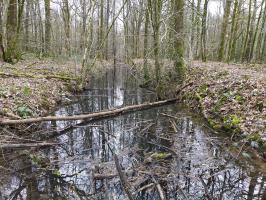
[0,0,265,68]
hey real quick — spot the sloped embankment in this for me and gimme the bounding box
[180,61,266,159]
[0,59,81,120]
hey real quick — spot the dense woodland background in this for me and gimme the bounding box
[0,0,265,70]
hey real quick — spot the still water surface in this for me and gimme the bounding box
[0,65,265,199]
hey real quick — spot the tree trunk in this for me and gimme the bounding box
[218,0,232,61]
[143,7,149,81]
[24,0,30,51]
[36,0,44,56]
[123,0,129,63]
[191,0,195,56]
[174,0,186,83]
[258,1,266,61]
[62,0,71,55]
[112,0,116,65]
[5,0,18,63]
[0,0,10,60]
[148,0,162,83]
[44,0,51,55]
[242,0,253,61]
[195,0,201,58]
[201,0,208,62]
[250,0,265,61]
[105,0,110,59]
[228,0,239,61]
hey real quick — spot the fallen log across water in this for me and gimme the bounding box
[0,142,58,149]
[0,98,178,125]
[0,83,192,125]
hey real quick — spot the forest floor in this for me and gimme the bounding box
[181,61,266,159]
[0,58,81,120]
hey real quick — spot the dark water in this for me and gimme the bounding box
[0,65,265,200]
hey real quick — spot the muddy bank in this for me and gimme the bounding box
[180,61,266,159]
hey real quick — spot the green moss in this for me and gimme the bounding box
[150,152,172,160]
[261,143,266,152]
[207,118,222,129]
[235,94,244,104]
[223,115,241,126]
[213,92,233,112]
[247,134,264,146]
[198,84,209,97]
[16,105,32,118]
[22,86,32,96]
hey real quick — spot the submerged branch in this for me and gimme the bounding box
[114,154,135,200]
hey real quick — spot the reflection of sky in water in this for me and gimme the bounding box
[0,66,265,199]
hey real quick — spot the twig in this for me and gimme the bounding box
[236,142,247,159]
[93,173,118,180]
[152,176,166,200]
[170,120,178,133]
[135,183,155,194]
[160,113,180,120]
[114,154,135,200]
[177,185,189,200]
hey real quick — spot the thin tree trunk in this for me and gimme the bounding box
[250,0,265,61]
[218,0,232,61]
[191,0,195,56]
[112,0,116,65]
[143,7,149,81]
[259,1,266,61]
[44,0,51,54]
[36,0,44,56]
[99,0,104,59]
[242,0,253,61]
[228,0,239,61]
[62,0,71,55]
[105,0,110,59]
[195,0,201,58]
[201,0,208,62]
[24,0,30,51]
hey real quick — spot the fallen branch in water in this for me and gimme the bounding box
[152,176,166,200]
[0,98,178,125]
[114,154,135,200]
[0,82,192,126]
[0,110,21,120]
[93,173,118,180]
[135,183,155,194]
[0,71,78,81]
[0,142,58,149]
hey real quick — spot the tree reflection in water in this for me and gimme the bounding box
[0,66,265,199]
